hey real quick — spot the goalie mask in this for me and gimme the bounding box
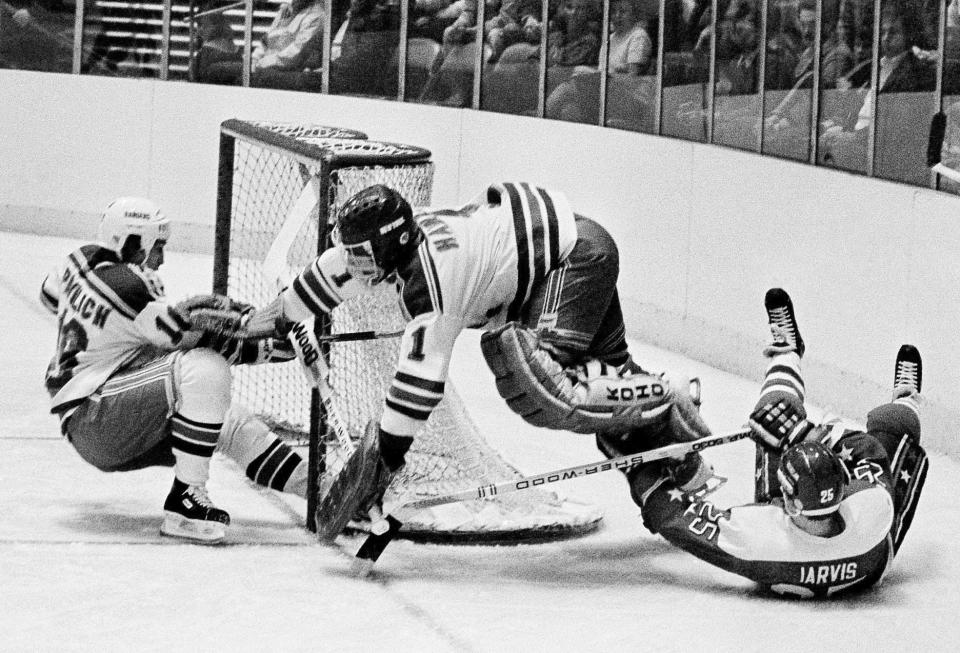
[99,197,170,262]
[332,185,419,284]
[777,441,847,518]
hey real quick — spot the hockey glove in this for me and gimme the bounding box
[748,397,813,451]
[240,295,293,340]
[175,294,254,337]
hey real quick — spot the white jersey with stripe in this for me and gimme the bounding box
[41,244,193,418]
[282,181,578,439]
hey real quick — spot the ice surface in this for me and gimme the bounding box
[1,232,957,652]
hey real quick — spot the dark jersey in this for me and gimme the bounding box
[642,432,897,598]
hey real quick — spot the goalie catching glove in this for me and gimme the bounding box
[480,323,711,441]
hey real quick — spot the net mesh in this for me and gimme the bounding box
[222,121,602,541]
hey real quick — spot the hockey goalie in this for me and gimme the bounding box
[240,181,713,537]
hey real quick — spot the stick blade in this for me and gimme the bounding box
[928,111,947,167]
[353,515,404,577]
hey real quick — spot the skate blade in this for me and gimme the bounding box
[160,512,227,543]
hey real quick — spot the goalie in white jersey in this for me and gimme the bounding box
[627,288,929,598]
[247,182,712,530]
[41,197,309,543]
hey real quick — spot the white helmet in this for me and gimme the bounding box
[98,197,171,260]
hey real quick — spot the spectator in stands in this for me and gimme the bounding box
[409,0,468,43]
[762,0,804,94]
[762,0,852,157]
[545,0,601,69]
[484,0,543,63]
[606,0,653,76]
[546,0,652,125]
[419,0,544,107]
[192,11,241,84]
[0,0,74,72]
[329,0,401,97]
[250,0,325,89]
[713,0,761,97]
[604,0,657,130]
[192,0,324,90]
[682,0,759,145]
[659,0,711,139]
[483,0,598,115]
[819,1,935,167]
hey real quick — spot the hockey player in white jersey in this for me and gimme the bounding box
[41,197,308,543]
[243,182,711,530]
[626,288,929,598]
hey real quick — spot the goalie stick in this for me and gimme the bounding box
[927,111,960,183]
[351,426,752,577]
[286,318,387,541]
[261,177,390,543]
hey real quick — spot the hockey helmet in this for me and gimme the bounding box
[777,440,847,518]
[98,197,170,261]
[332,185,419,284]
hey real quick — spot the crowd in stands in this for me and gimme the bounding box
[2,0,955,188]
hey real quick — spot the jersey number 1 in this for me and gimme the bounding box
[408,326,426,361]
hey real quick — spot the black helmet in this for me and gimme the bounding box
[332,185,419,284]
[777,441,848,517]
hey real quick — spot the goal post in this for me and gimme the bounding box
[213,119,603,542]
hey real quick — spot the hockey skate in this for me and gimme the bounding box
[763,288,805,358]
[893,344,922,398]
[160,478,230,543]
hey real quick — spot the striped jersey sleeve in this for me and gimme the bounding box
[379,311,464,439]
[282,246,363,322]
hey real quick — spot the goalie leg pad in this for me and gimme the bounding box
[480,323,675,434]
[662,372,712,442]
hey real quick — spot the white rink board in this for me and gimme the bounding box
[1,232,958,652]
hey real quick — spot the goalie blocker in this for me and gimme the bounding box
[480,323,710,441]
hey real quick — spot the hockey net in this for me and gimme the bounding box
[215,119,602,542]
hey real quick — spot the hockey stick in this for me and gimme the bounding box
[312,328,405,343]
[286,318,383,542]
[927,112,960,183]
[263,177,321,293]
[261,180,391,542]
[352,426,752,576]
